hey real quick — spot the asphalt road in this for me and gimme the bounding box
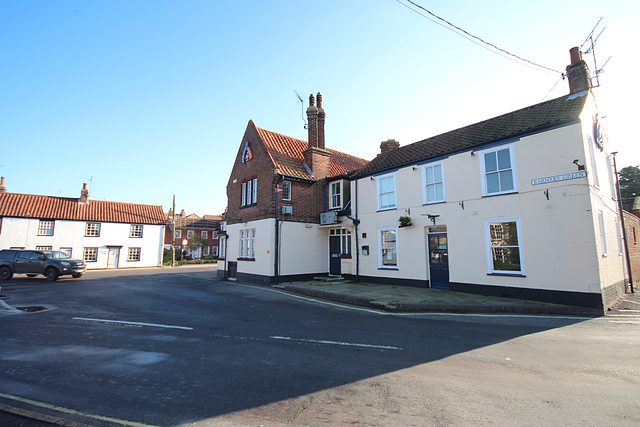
[1,267,639,426]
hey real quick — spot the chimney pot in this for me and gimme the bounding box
[0,177,6,194]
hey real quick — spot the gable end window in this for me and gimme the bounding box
[130,224,143,238]
[241,178,258,206]
[377,174,396,211]
[485,217,525,275]
[38,220,54,236]
[423,162,445,204]
[480,145,517,196]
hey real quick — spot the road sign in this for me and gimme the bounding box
[182,239,188,246]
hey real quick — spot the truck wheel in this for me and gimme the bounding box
[45,268,59,282]
[0,266,13,281]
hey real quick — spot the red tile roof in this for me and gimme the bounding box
[255,124,369,180]
[0,193,166,225]
[355,93,589,177]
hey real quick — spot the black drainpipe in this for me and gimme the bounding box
[346,178,360,282]
[274,175,285,284]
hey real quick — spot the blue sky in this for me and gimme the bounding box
[1,1,638,215]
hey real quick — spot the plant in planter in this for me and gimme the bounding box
[398,216,412,227]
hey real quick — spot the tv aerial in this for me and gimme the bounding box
[294,90,308,129]
[580,18,611,88]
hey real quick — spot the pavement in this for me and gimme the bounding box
[273,278,609,316]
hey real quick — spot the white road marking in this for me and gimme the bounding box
[609,321,640,324]
[270,335,402,350]
[72,317,193,330]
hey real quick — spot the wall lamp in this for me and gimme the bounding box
[573,159,585,171]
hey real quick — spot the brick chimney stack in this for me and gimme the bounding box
[304,92,330,179]
[80,183,89,204]
[317,92,325,150]
[566,47,592,94]
[380,139,400,153]
[0,177,6,194]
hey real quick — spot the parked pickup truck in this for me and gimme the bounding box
[0,249,86,281]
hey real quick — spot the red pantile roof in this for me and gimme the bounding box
[355,93,589,177]
[255,124,369,180]
[0,193,166,225]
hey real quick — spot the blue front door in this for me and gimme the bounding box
[428,233,449,289]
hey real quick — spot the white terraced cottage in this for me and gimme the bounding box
[0,180,166,269]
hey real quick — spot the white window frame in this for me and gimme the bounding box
[187,230,194,238]
[377,173,397,211]
[85,222,101,237]
[330,181,342,210]
[607,155,616,199]
[60,247,72,257]
[378,227,398,269]
[35,246,52,251]
[252,178,257,204]
[588,136,600,188]
[282,181,291,201]
[422,161,446,204]
[598,211,607,256]
[239,228,256,259]
[38,220,54,236]
[247,179,252,204]
[175,230,182,238]
[83,247,98,262]
[330,228,351,256]
[128,247,141,261]
[130,224,143,238]
[241,182,247,206]
[484,217,525,275]
[212,246,219,257]
[479,145,518,196]
[201,230,207,239]
[616,219,623,256]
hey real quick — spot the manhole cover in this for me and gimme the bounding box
[15,306,47,312]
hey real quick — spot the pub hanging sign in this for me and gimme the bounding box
[531,171,586,185]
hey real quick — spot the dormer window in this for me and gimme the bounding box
[330,182,341,209]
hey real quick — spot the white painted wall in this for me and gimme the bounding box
[352,97,623,298]
[0,218,164,269]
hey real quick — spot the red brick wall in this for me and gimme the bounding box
[624,211,640,290]
[226,122,326,225]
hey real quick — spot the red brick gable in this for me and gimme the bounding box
[254,122,368,180]
[0,193,166,225]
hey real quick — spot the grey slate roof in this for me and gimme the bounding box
[354,92,589,177]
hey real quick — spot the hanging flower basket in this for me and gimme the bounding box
[398,216,412,227]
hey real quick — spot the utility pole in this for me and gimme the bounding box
[612,153,634,293]
[171,195,176,268]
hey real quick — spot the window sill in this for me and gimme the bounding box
[339,255,352,259]
[378,267,398,270]
[487,272,526,277]
[238,257,255,262]
[377,207,397,212]
[482,191,518,198]
[240,203,258,209]
[423,200,446,206]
